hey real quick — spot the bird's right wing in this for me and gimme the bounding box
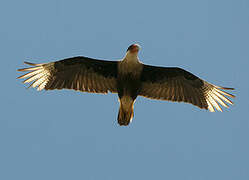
[17,56,118,93]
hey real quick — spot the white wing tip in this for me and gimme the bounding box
[17,62,50,91]
[204,82,235,112]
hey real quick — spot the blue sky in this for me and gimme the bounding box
[0,0,249,179]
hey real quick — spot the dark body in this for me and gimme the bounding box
[117,72,141,100]
[116,60,144,125]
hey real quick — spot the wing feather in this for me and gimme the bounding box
[139,64,235,111]
[17,56,118,93]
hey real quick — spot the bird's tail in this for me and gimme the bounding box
[118,96,134,126]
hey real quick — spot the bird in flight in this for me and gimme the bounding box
[17,44,235,126]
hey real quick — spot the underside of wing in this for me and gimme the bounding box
[17,56,118,93]
[139,64,235,112]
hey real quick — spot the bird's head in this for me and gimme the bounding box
[126,44,140,55]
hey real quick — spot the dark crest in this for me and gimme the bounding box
[127,44,135,52]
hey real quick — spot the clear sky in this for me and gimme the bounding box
[0,0,248,179]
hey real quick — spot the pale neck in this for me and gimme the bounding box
[123,52,140,63]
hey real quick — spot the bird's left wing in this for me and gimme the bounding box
[17,56,118,93]
[139,64,235,112]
